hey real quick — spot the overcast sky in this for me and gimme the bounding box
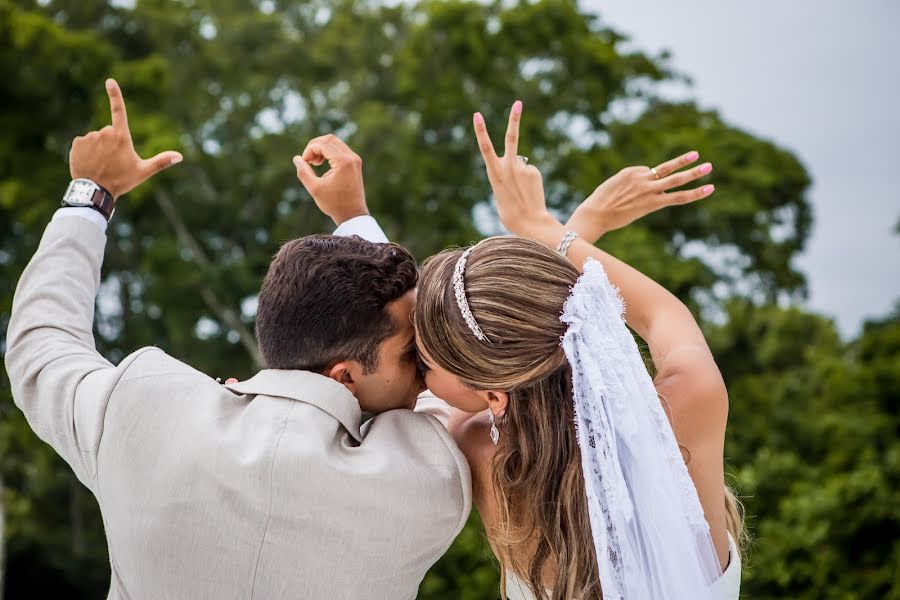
[586,0,900,337]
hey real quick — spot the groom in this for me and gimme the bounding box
[5,79,470,599]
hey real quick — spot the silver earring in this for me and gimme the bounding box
[488,410,499,445]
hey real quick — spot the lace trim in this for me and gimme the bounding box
[560,258,720,600]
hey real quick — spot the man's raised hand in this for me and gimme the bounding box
[69,78,183,199]
[293,134,368,226]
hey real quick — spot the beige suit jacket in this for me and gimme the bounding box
[5,215,472,599]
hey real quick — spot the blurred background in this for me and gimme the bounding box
[0,0,897,598]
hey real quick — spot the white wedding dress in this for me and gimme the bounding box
[504,533,742,600]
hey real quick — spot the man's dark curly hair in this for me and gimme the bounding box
[255,234,418,374]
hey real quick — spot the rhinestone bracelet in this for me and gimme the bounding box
[556,231,579,256]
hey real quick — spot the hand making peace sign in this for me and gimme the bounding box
[472,100,558,239]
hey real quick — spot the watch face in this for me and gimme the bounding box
[65,180,97,207]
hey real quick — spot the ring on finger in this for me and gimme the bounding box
[650,167,660,180]
[517,155,529,165]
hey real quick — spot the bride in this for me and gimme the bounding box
[413,102,743,599]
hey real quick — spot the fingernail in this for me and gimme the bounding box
[513,100,522,114]
[292,155,302,167]
[170,155,183,166]
[685,151,699,162]
[473,112,484,125]
[105,78,115,90]
[698,163,713,175]
[702,184,715,196]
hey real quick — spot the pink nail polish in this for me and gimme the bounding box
[513,100,522,114]
[686,151,699,162]
[698,163,713,175]
[473,112,484,125]
[702,185,715,195]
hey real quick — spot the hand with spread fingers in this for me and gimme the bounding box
[293,134,368,226]
[69,78,183,200]
[566,151,716,243]
[472,101,564,241]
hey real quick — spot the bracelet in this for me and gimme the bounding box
[556,231,578,256]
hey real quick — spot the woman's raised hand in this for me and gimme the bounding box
[566,152,715,243]
[472,101,563,240]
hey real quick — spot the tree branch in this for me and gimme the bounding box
[154,189,265,370]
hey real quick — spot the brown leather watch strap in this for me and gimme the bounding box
[89,185,116,221]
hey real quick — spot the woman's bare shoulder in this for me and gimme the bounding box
[448,410,501,525]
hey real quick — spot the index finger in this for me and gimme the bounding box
[472,112,499,175]
[504,100,522,158]
[105,78,128,132]
[302,135,353,165]
[301,141,327,165]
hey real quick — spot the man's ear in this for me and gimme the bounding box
[485,390,509,419]
[327,361,360,396]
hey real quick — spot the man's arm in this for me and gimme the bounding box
[4,79,181,487]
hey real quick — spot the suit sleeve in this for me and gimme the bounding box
[4,213,152,489]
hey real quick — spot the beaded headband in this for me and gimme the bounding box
[451,247,490,343]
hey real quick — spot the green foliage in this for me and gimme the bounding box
[711,303,900,599]
[1,0,894,598]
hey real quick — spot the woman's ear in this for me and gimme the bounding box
[328,361,358,396]
[486,390,509,418]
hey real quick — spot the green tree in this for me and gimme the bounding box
[710,302,900,599]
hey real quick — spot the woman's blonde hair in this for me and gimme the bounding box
[416,236,744,599]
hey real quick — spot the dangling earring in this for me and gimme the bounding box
[488,410,500,445]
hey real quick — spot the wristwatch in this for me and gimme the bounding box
[61,178,116,221]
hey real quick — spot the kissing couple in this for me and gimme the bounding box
[6,79,742,599]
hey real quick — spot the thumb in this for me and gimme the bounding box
[293,155,319,190]
[141,151,184,177]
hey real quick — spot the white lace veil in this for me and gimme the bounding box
[560,258,722,599]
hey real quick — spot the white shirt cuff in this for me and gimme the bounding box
[53,207,108,233]
[332,215,389,244]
